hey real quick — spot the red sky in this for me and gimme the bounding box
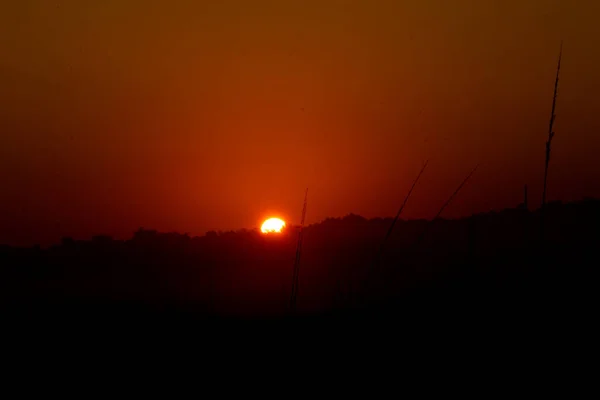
[1,0,599,245]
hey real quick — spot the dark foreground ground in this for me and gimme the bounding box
[1,200,598,339]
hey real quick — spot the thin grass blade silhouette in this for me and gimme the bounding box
[360,160,429,308]
[414,164,479,249]
[290,188,308,315]
[433,164,479,221]
[541,42,563,241]
[542,41,562,209]
[374,160,429,267]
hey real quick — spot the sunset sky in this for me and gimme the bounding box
[1,0,599,245]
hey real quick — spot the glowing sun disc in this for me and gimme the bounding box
[261,218,286,233]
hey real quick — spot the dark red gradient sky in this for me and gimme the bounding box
[1,0,599,245]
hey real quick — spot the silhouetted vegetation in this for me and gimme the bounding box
[1,200,598,325]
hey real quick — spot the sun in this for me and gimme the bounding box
[261,217,286,234]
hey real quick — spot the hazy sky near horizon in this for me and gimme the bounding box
[1,0,599,245]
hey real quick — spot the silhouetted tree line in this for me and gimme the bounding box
[0,199,598,322]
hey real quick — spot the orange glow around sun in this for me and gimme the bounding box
[261,218,286,234]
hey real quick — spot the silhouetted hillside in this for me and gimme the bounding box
[1,200,598,324]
